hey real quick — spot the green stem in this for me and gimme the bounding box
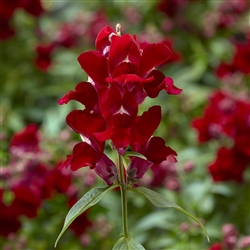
[118,154,129,238]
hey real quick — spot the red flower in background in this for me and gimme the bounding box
[216,38,250,78]
[0,189,22,237]
[0,0,44,41]
[209,243,223,250]
[158,0,189,19]
[9,124,40,154]
[1,124,92,238]
[35,44,56,71]
[58,25,180,186]
[208,147,249,182]
[193,90,250,182]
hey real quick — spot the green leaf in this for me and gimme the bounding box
[55,185,118,247]
[129,187,210,242]
[112,237,145,250]
[123,151,147,160]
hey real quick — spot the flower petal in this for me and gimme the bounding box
[164,77,183,95]
[135,106,161,144]
[95,25,115,55]
[58,81,98,110]
[59,142,99,171]
[144,136,177,164]
[140,43,172,77]
[78,50,109,86]
[66,109,106,138]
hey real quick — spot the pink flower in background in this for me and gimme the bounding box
[209,223,250,250]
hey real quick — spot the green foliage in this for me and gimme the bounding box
[55,185,118,247]
[112,237,145,250]
[129,187,210,242]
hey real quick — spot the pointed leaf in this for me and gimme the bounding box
[129,187,210,242]
[55,185,118,247]
[112,237,145,250]
[123,151,147,160]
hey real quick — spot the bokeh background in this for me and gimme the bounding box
[1,0,250,249]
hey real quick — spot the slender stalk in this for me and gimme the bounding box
[118,154,129,238]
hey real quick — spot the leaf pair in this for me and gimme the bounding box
[55,185,209,249]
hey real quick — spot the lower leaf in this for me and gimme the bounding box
[55,184,118,247]
[112,237,145,250]
[129,186,210,242]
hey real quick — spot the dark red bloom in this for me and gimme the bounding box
[10,124,40,154]
[18,0,44,17]
[0,0,44,40]
[59,25,179,185]
[158,0,189,18]
[0,18,15,40]
[209,243,223,250]
[192,91,237,142]
[11,182,41,218]
[216,38,250,78]
[43,168,72,198]
[35,44,55,71]
[0,189,22,237]
[208,147,249,182]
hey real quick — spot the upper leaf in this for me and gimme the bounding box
[112,237,145,250]
[55,185,118,247]
[123,151,147,160]
[129,187,210,242]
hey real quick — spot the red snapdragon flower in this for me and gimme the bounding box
[216,38,250,78]
[0,189,22,237]
[35,44,56,71]
[59,25,180,186]
[208,146,249,182]
[193,90,250,182]
[10,124,40,154]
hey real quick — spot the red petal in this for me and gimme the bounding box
[144,70,165,98]
[78,50,109,86]
[66,109,106,137]
[140,43,172,77]
[135,106,161,144]
[98,85,123,119]
[112,62,139,78]
[144,137,177,164]
[95,25,115,55]
[164,77,182,95]
[60,142,98,171]
[108,34,132,74]
[58,81,98,110]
